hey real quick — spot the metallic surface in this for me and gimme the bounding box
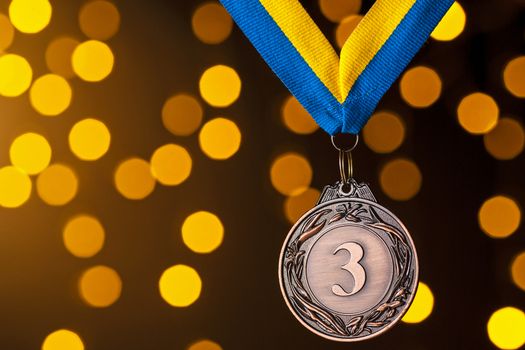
[279,180,419,342]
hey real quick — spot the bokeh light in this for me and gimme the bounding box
[281,95,318,134]
[335,15,362,49]
[162,94,203,136]
[0,53,32,97]
[380,158,422,201]
[150,144,192,186]
[192,2,233,44]
[36,164,78,206]
[199,65,241,107]
[503,56,525,98]
[483,118,525,160]
[478,196,521,239]
[511,252,525,292]
[430,1,466,41]
[270,153,313,196]
[79,0,120,40]
[42,329,84,350]
[29,74,72,116]
[0,13,15,51]
[188,339,222,350]
[63,215,105,258]
[319,0,361,23]
[362,111,405,153]
[199,117,241,160]
[457,92,499,134]
[159,264,202,307]
[0,166,32,208]
[79,265,122,308]
[182,211,224,254]
[487,307,525,350]
[9,132,51,175]
[114,157,156,200]
[45,37,79,79]
[72,40,114,82]
[69,118,111,161]
[402,282,434,323]
[9,0,52,34]
[284,188,320,224]
[399,66,442,108]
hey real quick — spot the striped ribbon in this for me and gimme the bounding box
[219,0,454,135]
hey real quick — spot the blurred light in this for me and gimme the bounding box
[182,211,224,254]
[150,144,192,186]
[363,111,405,153]
[72,40,114,82]
[188,340,222,350]
[45,37,79,79]
[281,95,318,135]
[199,65,241,107]
[487,307,525,350]
[0,53,32,97]
[401,282,434,323]
[335,15,362,49]
[9,0,52,34]
[69,118,111,161]
[36,164,78,206]
[511,252,525,292]
[162,94,203,136]
[380,158,422,201]
[484,118,525,160]
[0,13,15,51]
[30,74,72,116]
[399,66,442,108]
[79,265,122,308]
[457,92,499,134]
[284,188,320,224]
[430,2,466,41]
[270,153,312,196]
[319,0,361,23]
[79,0,120,40]
[0,166,32,208]
[479,196,521,239]
[114,157,156,200]
[63,215,105,258]
[503,56,525,98]
[159,264,202,307]
[9,132,51,175]
[42,329,84,350]
[192,2,233,44]
[199,117,241,160]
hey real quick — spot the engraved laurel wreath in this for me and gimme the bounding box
[284,201,414,337]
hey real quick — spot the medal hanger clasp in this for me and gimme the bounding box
[331,133,359,196]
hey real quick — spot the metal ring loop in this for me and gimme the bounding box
[338,149,353,184]
[331,133,359,152]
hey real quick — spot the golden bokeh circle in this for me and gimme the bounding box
[192,2,233,44]
[270,153,313,196]
[199,65,241,107]
[72,40,114,82]
[9,132,51,175]
[79,0,120,40]
[182,211,224,254]
[400,66,442,108]
[511,252,525,292]
[363,111,405,154]
[282,96,318,135]
[483,118,525,160]
[335,15,362,49]
[401,282,434,323]
[487,307,525,350]
[457,92,499,134]
[114,157,156,200]
[0,53,32,97]
[69,118,111,161]
[79,265,122,308]
[0,13,15,51]
[9,0,52,34]
[162,94,203,136]
[503,56,525,98]
[319,0,361,23]
[42,329,84,350]
[159,264,202,307]
[188,339,222,350]
[199,117,241,160]
[36,164,78,206]
[45,37,79,79]
[150,144,192,186]
[30,74,72,116]
[0,166,32,208]
[284,188,320,224]
[479,196,521,239]
[431,2,466,41]
[380,158,422,201]
[63,215,105,258]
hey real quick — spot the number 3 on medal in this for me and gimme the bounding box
[332,242,366,297]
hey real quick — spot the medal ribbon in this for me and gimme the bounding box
[219,0,454,134]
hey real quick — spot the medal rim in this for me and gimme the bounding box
[278,195,419,342]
